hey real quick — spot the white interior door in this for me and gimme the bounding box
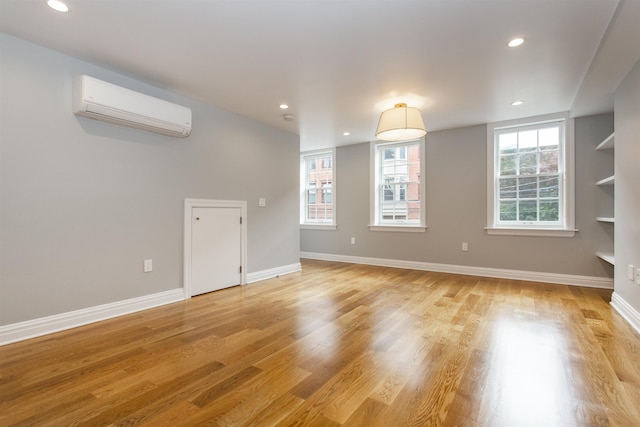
[191,206,242,296]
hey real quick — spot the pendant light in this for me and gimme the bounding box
[375,103,426,141]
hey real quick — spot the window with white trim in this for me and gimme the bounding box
[487,113,575,237]
[301,149,336,229]
[370,139,426,232]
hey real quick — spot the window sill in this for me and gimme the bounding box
[369,225,427,233]
[485,227,577,237]
[301,224,337,231]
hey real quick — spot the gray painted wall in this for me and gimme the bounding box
[302,114,615,278]
[614,59,640,313]
[0,34,300,325]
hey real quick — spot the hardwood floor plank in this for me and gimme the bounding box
[1,259,638,426]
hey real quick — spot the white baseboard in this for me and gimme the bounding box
[300,252,614,289]
[0,288,185,346]
[611,292,640,336]
[246,262,302,284]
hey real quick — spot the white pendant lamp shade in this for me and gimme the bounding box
[375,103,426,141]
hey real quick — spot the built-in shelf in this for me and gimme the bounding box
[595,131,615,268]
[596,132,615,150]
[596,217,615,223]
[596,175,615,186]
[596,252,615,266]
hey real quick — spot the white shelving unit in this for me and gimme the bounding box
[596,132,615,150]
[596,132,615,266]
[596,252,615,266]
[596,217,615,223]
[596,175,615,186]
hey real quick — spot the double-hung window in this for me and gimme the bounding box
[300,149,336,229]
[487,112,575,236]
[370,139,426,232]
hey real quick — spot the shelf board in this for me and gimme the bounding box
[596,217,615,223]
[596,175,615,186]
[596,132,615,150]
[596,252,615,265]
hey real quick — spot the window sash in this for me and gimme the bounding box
[301,150,335,225]
[487,113,574,235]
[372,140,424,226]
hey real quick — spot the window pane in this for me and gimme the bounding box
[539,126,559,149]
[518,130,537,152]
[308,183,316,204]
[499,133,517,154]
[384,148,395,160]
[307,205,317,220]
[499,178,517,199]
[540,150,558,173]
[324,189,332,204]
[500,201,517,221]
[500,155,517,176]
[519,200,537,221]
[518,177,537,198]
[539,176,559,198]
[539,200,559,221]
[405,182,420,202]
[519,152,537,175]
[308,159,316,170]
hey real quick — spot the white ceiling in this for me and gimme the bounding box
[1,0,639,151]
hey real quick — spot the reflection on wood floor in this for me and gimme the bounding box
[1,259,639,426]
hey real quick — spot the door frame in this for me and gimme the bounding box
[183,198,247,299]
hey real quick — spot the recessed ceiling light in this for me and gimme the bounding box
[45,0,69,12]
[508,37,525,48]
[511,100,524,106]
[343,132,350,136]
[279,104,289,110]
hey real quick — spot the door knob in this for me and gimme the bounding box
[196,217,200,221]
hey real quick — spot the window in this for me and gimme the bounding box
[301,149,336,229]
[487,113,575,236]
[370,139,426,232]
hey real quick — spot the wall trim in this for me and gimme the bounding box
[246,262,302,284]
[611,292,640,336]
[300,252,614,289]
[0,288,185,346]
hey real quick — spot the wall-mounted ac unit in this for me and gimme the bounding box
[73,75,192,138]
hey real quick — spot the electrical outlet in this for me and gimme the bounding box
[351,237,356,245]
[258,198,266,207]
[462,242,468,251]
[144,259,152,273]
[629,265,635,281]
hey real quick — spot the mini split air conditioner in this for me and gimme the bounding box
[73,75,192,138]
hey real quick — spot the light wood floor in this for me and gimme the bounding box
[1,259,639,426]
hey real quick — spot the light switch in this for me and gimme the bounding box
[144,259,152,273]
[628,265,635,281]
